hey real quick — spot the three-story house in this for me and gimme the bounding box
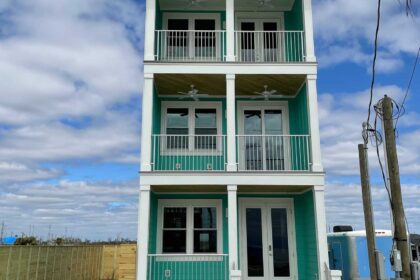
[137,0,330,279]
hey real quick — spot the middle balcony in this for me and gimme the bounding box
[149,74,312,173]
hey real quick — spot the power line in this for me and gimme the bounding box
[394,46,420,130]
[367,0,382,127]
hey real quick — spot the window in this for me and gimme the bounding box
[162,102,221,153]
[193,207,217,253]
[158,200,222,254]
[162,207,187,253]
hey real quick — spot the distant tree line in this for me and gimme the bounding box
[11,235,136,246]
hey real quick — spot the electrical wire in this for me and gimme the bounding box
[394,46,420,130]
[367,0,382,126]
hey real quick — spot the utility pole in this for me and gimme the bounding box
[358,130,378,280]
[0,221,4,244]
[382,95,411,280]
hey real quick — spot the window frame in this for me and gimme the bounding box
[160,101,223,155]
[157,199,223,255]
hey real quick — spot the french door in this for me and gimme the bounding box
[240,199,297,280]
[237,19,283,62]
[238,105,289,171]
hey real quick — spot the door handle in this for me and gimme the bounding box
[268,245,273,256]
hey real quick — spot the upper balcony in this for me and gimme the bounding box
[145,0,314,64]
[154,30,305,63]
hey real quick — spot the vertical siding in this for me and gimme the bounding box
[295,191,319,280]
[284,0,303,31]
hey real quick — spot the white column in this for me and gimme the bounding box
[144,0,156,61]
[226,74,237,171]
[225,0,235,61]
[306,75,323,172]
[302,0,316,62]
[141,74,154,171]
[313,185,329,280]
[227,185,241,279]
[137,185,151,280]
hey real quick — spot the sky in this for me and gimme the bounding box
[0,0,419,241]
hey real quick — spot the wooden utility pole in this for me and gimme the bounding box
[358,141,378,280]
[382,95,411,279]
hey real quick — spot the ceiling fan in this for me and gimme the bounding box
[184,0,207,8]
[257,0,274,8]
[252,85,278,100]
[178,85,209,101]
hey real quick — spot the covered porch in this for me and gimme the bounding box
[137,185,329,280]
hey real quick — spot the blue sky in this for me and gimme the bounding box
[0,0,419,240]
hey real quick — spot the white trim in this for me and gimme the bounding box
[140,172,325,186]
[238,198,298,280]
[227,185,239,272]
[160,101,223,156]
[140,74,154,171]
[136,185,151,280]
[156,199,223,255]
[144,62,318,75]
[313,187,329,280]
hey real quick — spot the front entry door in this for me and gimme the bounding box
[240,199,297,280]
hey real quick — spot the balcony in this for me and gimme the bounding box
[154,30,305,63]
[147,254,229,280]
[151,134,311,172]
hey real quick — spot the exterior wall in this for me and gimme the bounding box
[284,0,303,31]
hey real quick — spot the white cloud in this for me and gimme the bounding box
[0,0,144,184]
[0,180,138,240]
[318,84,420,176]
[313,0,420,72]
[325,182,420,233]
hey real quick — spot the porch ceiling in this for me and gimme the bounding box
[158,0,295,12]
[155,74,306,98]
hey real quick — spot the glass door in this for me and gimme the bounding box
[238,20,281,62]
[241,109,285,171]
[241,201,295,280]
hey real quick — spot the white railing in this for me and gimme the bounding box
[155,30,226,62]
[147,254,229,280]
[151,135,227,171]
[234,31,305,62]
[236,135,311,171]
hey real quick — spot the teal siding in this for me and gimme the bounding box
[294,191,319,279]
[284,0,303,30]
[289,84,310,170]
[238,192,318,280]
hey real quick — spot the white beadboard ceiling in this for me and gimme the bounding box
[158,0,295,12]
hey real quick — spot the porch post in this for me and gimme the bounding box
[226,74,237,171]
[144,0,156,61]
[313,185,329,280]
[141,74,154,171]
[225,0,235,61]
[302,0,316,62]
[306,75,323,172]
[227,185,241,279]
[137,185,151,280]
